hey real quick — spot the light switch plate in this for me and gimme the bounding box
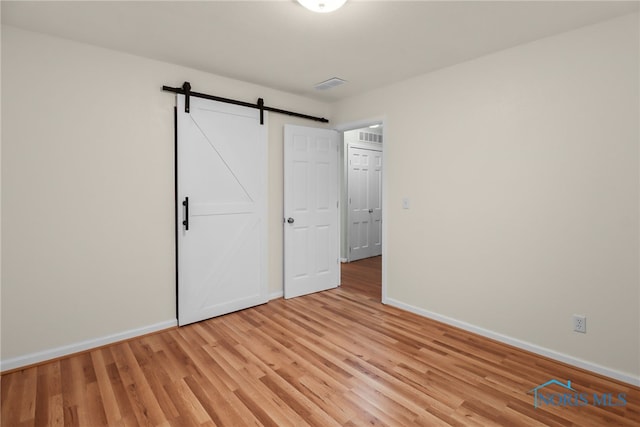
[402,197,410,209]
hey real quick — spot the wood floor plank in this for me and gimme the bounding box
[2,369,25,426]
[168,331,257,426]
[2,256,640,426]
[128,340,180,422]
[110,343,167,426]
[91,350,123,425]
[33,362,63,427]
[202,338,309,426]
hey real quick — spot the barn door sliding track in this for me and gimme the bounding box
[163,81,329,125]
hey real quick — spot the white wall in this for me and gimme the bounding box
[333,14,640,382]
[3,13,639,384]
[0,26,330,367]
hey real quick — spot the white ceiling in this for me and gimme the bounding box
[2,1,638,102]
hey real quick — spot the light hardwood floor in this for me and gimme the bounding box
[2,256,639,426]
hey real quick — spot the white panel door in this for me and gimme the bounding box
[177,95,267,326]
[284,125,339,299]
[348,146,382,261]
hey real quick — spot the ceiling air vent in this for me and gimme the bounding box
[314,77,346,91]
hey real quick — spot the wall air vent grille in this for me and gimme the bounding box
[359,132,382,143]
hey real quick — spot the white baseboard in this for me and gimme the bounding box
[269,289,284,300]
[0,319,177,372]
[384,298,640,387]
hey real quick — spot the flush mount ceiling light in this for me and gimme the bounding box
[297,0,347,13]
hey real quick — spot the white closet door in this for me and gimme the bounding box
[177,95,267,326]
[369,149,383,257]
[348,146,382,261]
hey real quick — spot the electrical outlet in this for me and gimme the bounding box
[573,315,586,333]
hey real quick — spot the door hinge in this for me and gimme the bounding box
[349,246,352,253]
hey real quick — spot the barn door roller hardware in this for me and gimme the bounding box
[162,81,329,125]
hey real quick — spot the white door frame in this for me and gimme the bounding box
[335,117,388,304]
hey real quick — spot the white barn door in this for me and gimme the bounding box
[177,95,268,326]
[284,125,340,299]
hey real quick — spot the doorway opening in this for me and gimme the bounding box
[338,122,385,301]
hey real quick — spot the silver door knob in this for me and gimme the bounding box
[368,209,373,213]
[287,217,295,224]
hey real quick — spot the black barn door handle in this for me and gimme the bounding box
[182,197,189,230]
